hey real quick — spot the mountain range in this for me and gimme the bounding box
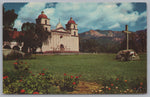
[79,29,147,42]
[79,29,147,53]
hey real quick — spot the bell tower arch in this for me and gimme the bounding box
[36,11,51,32]
[66,17,78,36]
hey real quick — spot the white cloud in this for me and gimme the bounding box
[119,3,133,12]
[14,2,147,32]
[108,23,120,29]
[14,20,22,30]
[139,11,147,18]
[14,3,46,30]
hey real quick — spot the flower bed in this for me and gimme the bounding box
[92,77,147,94]
[3,59,146,94]
[59,73,80,92]
[3,60,81,94]
[3,70,59,94]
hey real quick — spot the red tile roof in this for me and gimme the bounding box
[67,17,76,24]
[9,31,24,39]
[38,14,48,19]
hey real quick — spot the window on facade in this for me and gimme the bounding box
[74,25,76,29]
[45,20,47,24]
[60,44,65,51]
[60,44,64,49]
[45,27,47,31]
[60,35,63,38]
[74,31,76,36]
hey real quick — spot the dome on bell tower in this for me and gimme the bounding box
[36,11,51,32]
[67,17,76,24]
[38,11,48,19]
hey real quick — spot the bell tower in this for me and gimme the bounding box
[66,17,78,36]
[36,11,51,32]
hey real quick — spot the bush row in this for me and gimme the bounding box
[3,60,80,94]
[92,76,147,94]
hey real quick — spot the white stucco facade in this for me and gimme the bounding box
[36,11,79,53]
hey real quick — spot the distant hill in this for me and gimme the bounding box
[79,29,147,42]
[79,29,124,42]
[79,29,147,53]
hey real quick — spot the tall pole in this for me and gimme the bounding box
[122,25,131,50]
[126,25,129,50]
[127,31,129,50]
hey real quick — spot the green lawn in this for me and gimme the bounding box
[3,53,147,82]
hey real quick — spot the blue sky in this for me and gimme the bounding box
[3,2,147,33]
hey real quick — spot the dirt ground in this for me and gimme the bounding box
[67,81,102,94]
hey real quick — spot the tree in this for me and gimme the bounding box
[3,7,18,28]
[129,33,139,52]
[138,31,147,52]
[121,30,147,53]
[80,39,99,53]
[3,7,18,41]
[21,22,50,53]
[21,22,37,53]
[35,25,50,47]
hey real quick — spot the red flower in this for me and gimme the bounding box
[71,76,73,79]
[20,89,25,93]
[33,92,39,94]
[76,76,79,79]
[111,84,114,86]
[39,73,41,75]
[140,82,143,86]
[25,62,27,64]
[72,82,76,85]
[108,88,111,90]
[19,80,22,82]
[116,78,119,80]
[3,76,8,79]
[64,73,67,76]
[29,71,32,73]
[14,62,18,65]
[42,73,45,76]
[140,86,142,89]
[134,88,136,90]
[3,77,5,79]
[43,68,46,70]
[124,80,127,83]
[16,59,18,60]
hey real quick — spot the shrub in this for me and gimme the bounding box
[13,60,30,76]
[13,46,20,51]
[3,50,24,60]
[3,45,11,49]
[92,77,147,94]
[3,69,62,94]
[3,49,36,60]
[59,73,80,92]
[23,53,36,59]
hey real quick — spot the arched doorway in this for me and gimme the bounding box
[60,44,65,52]
[3,45,11,49]
[13,46,20,51]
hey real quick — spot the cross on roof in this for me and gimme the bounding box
[122,25,132,50]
